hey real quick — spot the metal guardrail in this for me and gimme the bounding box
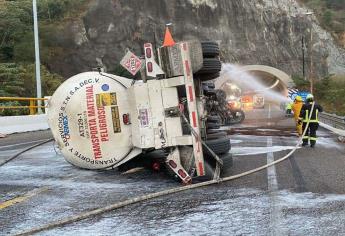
[319,112,345,130]
[0,97,48,115]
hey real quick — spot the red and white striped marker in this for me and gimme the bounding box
[180,42,205,176]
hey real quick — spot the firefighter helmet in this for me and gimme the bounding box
[306,94,314,102]
[295,95,303,102]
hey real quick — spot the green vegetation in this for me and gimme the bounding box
[300,0,345,47]
[0,63,62,115]
[0,0,88,63]
[0,63,62,97]
[292,75,345,116]
[0,0,88,115]
[296,0,345,115]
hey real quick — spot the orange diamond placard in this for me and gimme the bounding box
[120,50,142,76]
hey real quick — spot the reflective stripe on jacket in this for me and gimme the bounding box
[286,103,292,110]
[299,102,323,123]
[304,110,319,122]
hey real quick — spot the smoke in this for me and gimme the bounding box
[218,64,291,104]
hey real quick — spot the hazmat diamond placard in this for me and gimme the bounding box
[120,50,142,76]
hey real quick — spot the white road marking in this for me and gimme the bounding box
[267,104,286,235]
[267,138,278,191]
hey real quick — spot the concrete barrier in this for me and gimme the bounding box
[319,122,345,136]
[0,114,49,135]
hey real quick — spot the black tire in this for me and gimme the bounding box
[207,122,220,129]
[207,129,222,134]
[207,115,221,123]
[192,160,216,182]
[201,42,220,57]
[201,41,219,47]
[203,137,231,156]
[202,82,215,89]
[196,58,222,75]
[207,131,227,140]
[198,72,220,82]
[221,153,233,167]
[204,89,217,96]
[226,109,245,125]
[235,109,245,123]
[216,90,226,99]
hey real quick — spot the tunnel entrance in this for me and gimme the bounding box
[215,64,295,105]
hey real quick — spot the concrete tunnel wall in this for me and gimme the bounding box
[215,65,295,99]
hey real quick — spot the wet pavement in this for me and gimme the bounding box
[1,105,345,235]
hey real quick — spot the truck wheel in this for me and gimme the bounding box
[196,58,222,75]
[201,41,219,48]
[221,153,233,167]
[202,82,215,89]
[203,137,231,156]
[204,89,217,96]
[226,109,245,124]
[207,129,222,134]
[216,89,227,100]
[201,42,220,57]
[207,122,220,129]
[206,131,227,140]
[198,72,220,81]
[192,160,217,182]
[207,115,221,123]
[235,109,245,123]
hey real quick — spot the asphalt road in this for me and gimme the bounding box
[1,105,345,235]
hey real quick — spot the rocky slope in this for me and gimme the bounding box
[53,0,345,78]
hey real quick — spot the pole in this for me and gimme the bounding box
[301,36,306,80]
[33,0,42,114]
[304,11,314,94]
[309,25,313,93]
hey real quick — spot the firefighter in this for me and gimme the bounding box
[292,95,303,136]
[285,101,292,117]
[298,94,323,147]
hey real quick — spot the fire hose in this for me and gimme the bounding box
[0,139,54,167]
[15,103,315,236]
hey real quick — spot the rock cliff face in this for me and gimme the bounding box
[53,0,345,78]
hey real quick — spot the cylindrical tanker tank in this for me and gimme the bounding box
[47,71,139,169]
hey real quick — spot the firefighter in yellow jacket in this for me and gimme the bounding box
[291,96,303,136]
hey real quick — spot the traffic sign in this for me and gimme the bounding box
[288,88,298,100]
[120,50,142,76]
[297,91,310,101]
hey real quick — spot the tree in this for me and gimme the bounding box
[0,63,25,97]
[0,1,33,61]
[325,0,345,9]
[0,63,62,98]
[322,10,333,27]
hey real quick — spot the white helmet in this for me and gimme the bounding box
[306,94,314,99]
[306,94,314,101]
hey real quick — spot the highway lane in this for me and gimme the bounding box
[0,130,52,150]
[1,105,345,235]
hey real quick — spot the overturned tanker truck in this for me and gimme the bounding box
[47,34,232,184]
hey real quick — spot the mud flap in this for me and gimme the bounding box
[166,147,192,184]
[213,162,221,180]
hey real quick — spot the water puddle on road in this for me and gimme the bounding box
[231,146,299,156]
[227,126,297,137]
